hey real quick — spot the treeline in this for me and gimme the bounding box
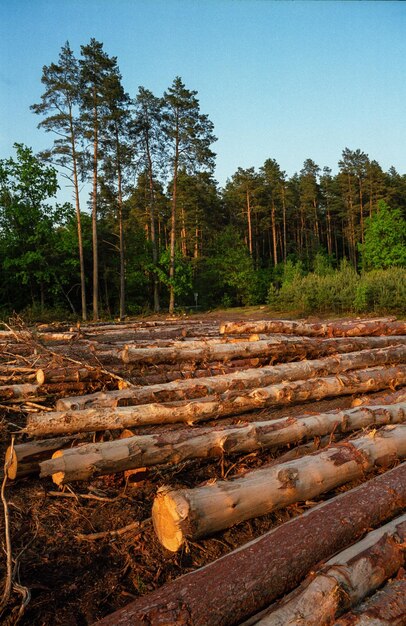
[0,39,405,319]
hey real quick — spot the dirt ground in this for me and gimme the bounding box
[0,310,403,625]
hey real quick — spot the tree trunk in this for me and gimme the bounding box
[93,464,406,626]
[6,434,88,480]
[219,318,406,337]
[56,344,406,410]
[253,515,406,626]
[69,105,87,321]
[247,189,253,256]
[116,124,125,320]
[152,424,406,550]
[169,120,179,314]
[335,578,406,626]
[145,131,160,312]
[122,334,406,365]
[92,87,99,320]
[26,365,406,436]
[271,199,277,266]
[39,402,406,484]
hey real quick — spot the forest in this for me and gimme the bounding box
[1,38,405,321]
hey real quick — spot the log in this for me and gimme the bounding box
[219,318,406,337]
[0,383,39,400]
[92,464,406,626]
[152,424,406,551]
[40,402,406,484]
[56,345,406,410]
[5,434,88,479]
[36,367,105,385]
[121,334,406,365]
[334,578,406,626]
[26,365,406,436]
[352,386,406,407]
[252,514,406,625]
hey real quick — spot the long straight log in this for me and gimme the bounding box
[121,335,406,365]
[36,367,104,385]
[252,514,406,626]
[352,386,406,407]
[56,345,406,410]
[335,578,406,626]
[152,424,406,551]
[220,318,406,337]
[26,365,406,436]
[39,403,406,484]
[0,383,39,400]
[93,464,406,626]
[5,434,88,479]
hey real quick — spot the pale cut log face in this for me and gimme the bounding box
[152,488,189,552]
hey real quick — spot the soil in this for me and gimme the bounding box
[0,311,404,625]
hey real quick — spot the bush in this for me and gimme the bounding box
[354,268,406,313]
[267,263,405,315]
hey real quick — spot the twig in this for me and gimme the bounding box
[0,437,15,615]
[75,518,151,541]
[47,490,123,502]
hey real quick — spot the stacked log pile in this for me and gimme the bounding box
[1,315,406,624]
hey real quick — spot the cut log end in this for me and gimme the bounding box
[51,449,65,486]
[36,369,46,385]
[152,488,189,552]
[5,446,18,480]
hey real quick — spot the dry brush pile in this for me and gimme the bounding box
[0,314,405,625]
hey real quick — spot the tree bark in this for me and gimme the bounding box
[39,402,406,484]
[253,515,406,626]
[56,344,406,410]
[152,424,406,550]
[352,387,406,407]
[334,578,406,626]
[92,85,99,321]
[36,367,104,385]
[26,365,406,436]
[93,464,406,626]
[220,318,406,337]
[6,434,88,479]
[122,335,406,365]
[0,383,39,400]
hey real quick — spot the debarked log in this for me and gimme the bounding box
[252,514,406,625]
[26,365,406,436]
[334,578,406,626]
[6,434,88,479]
[121,334,406,365]
[39,402,406,484]
[219,318,406,337]
[56,345,406,410]
[151,424,406,551]
[92,464,406,626]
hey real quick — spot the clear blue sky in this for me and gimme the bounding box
[1,0,406,196]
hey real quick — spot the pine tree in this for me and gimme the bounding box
[134,87,165,312]
[79,38,117,320]
[31,41,87,320]
[162,77,216,314]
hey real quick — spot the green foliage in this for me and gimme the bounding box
[196,226,258,308]
[267,262,405,315]
[354,268,406,313]
[312,251,334,275]
[360,201,406,270]
[156,248,193,304]
[0,144,76,311]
